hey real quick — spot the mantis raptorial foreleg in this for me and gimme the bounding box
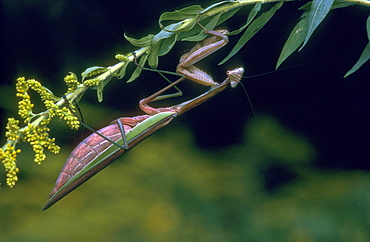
[131,25,230,103]
[136,28,231,115]
[176,29,229,87]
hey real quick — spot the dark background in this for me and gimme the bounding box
[1,1,368,170]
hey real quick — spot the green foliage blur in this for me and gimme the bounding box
[1,113,369,241]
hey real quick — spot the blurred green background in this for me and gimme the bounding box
[1,1,369,241]
[2,115,369,241]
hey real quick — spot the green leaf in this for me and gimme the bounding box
[159,5,202,32]
[148,30,174,67]
[276,12,309,69]
[344,15,370,77]
[148,44,160,68]
[228,2,262,36]
[277,0,351,68]
[300,0,335,50]
[182,13,222,42]
[344,42,370,77]
[81,66,107,82]
[157,33,178,56]
[124,34,154,47]
[199,0,244,19]
[95,75,113,102]
[200,1,237,14]
[367,14,370,40]
[96,78,104,102]
[299,0,353,11]
[148,25,180,67]
[219,1,283,65]
[127,54,149,83]
[204,9,223,31]
[159,5,202,23]
[179,5,242,42]
[152,28,176,44]
[114,61,130,80]
[215,5,242,26]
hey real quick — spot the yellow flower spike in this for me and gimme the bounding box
[115,54,129,62]
[64,72,80,93]
[18,97,34,119]
[5,118,21,141]
[83,78,100,87]
[16,77,28,93]
[43,100,54,110]
[27,79,56,102]
[0,143,21,187]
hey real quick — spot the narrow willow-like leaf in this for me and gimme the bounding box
[228,2,262,36]
[344,42,370,77]
[148,22,185,67]
[158,33,178,56]
[201,1,237,14]
[96,76,114,102]
[215,5,242,26]
[299,0,353,11]
[159,5,202,33]
[151,23,179,52]
[200,0,245,19]
[159,5,202,25]
[148,44,160,68]
[152,27,176,44]
[219,1,283,65]
[114,61,130,79]
[178,3,243,42]
[147,29,175,68]
[81,66,107,82]
[179,6,236,42]
[277,0,353,68]
[127,54,149,83]
[182,13,222,42]
[96,78,104,102]
[204,10,221,30]
[124,34,154,47]
[300,0,335,50]
[276,12,309,69]
[344,15,370,77]
[367,14,370,40]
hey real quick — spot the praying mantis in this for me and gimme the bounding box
[42,28,244,210]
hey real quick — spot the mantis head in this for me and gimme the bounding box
[227,67,244,88]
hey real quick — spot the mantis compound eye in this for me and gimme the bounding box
[227,67,244,88]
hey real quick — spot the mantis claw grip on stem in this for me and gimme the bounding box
[43,28,244,210]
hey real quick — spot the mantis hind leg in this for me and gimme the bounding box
[139,76,186,115]
[132,52,184,102]
[62,95,132,150]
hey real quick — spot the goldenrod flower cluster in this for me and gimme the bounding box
[115,54,129,62]
[64,72,80,93]
[0,143,21,187]
[1,75,82,187]
[23,122,61,163]
[0,118,22,187]
[83,78,100,87]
